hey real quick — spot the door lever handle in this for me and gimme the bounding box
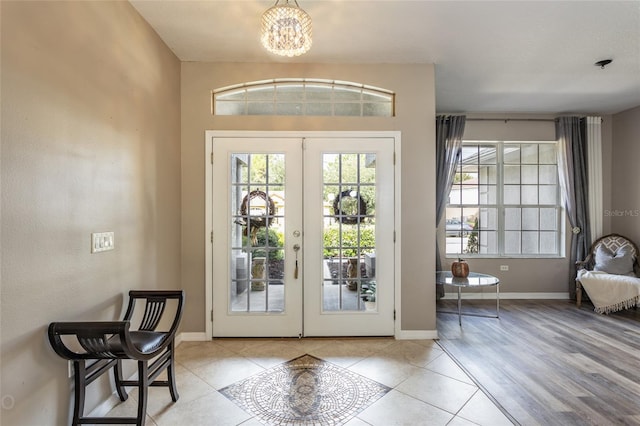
[293,244,300,279]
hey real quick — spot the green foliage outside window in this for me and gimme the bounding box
[243,228,284,260]
[466,218,479,254]
[323,225,375,258]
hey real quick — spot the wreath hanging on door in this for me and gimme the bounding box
[333,190,367,225]
[237,190,276,244]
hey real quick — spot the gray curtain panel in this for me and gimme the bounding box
[435,115,466,298]
[556,116,590,299]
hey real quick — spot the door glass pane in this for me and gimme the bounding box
[230,153,285,313]
[322,153,376,312]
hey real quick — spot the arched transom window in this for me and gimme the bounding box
[213,79,395,117]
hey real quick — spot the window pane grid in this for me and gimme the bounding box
[229,153,286,313]
[214,79,394,117]
[446,141,560,257]
[322,153,377,312]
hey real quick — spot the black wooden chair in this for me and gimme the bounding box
[48,290,185,426]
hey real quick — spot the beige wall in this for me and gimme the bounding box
[601,114,614,235]
[0,2,181,424]
[181,62,436,333]
[611,106,640,243]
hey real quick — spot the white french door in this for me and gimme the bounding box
[211,137,303,337]
[209,133,396,337]
[303,138,395,336]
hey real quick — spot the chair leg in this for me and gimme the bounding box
[576,281,582,308]
[113,359,128,401]
[136,361,148,426]
[167,342,179,402]
[72,361,86,426]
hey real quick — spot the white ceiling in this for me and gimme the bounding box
[130,0,640,114]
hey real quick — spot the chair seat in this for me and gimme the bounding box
[108,331,166,355]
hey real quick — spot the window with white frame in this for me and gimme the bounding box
[213,79,394,117]
[445,141,561,257]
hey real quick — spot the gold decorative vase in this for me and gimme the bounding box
[251,257,266,291]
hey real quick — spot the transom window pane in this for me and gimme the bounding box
[213,79,394,117]
[446,141,561,257]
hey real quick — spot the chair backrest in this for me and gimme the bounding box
[48,290,185,361]
[588,233,639,274]
[123,290,185,336]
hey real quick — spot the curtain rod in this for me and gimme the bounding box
[465,118,556,123]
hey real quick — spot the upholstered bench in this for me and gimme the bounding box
[48,290,184,426]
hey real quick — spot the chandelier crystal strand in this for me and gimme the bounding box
[261,0,312,57]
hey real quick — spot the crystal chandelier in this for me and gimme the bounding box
[261,0,312,57]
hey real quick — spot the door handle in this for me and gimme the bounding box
[293,244,301,279]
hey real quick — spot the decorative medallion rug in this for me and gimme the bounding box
[219,354,391,425]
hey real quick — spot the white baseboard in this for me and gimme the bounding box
[442,292,570,300]
[395,329,439,340]
[178,330,443,341]
[179,332,209,342]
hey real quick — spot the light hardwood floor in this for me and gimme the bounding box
[436,299,640,426]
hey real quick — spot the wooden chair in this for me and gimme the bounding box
[575,234,640,309]
[48,290,184,426]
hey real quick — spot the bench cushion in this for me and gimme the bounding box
[108,331,166,355]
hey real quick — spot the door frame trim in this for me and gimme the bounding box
[204,130,402,338]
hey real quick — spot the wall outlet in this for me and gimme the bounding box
[500,265,509,271]
[91,232,114,253]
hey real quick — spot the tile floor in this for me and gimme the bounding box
[107,338,513,425]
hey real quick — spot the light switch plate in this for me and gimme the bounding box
[91,232,114,253]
